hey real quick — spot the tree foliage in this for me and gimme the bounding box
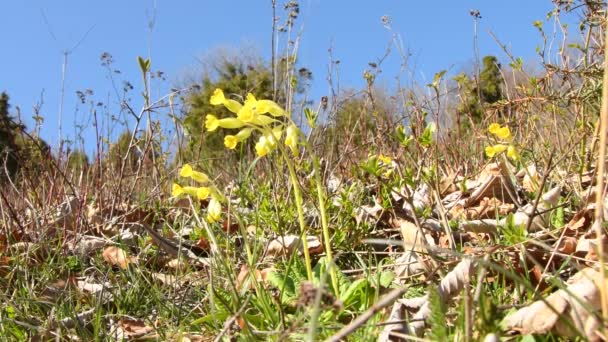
[454,55,504,127]
[0,92,22,180]
[0,92,51,182]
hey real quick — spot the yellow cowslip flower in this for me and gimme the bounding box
[378,154,392,165]
[210,89,242,114]
[495,126,512,140]
[236,93,258,123]
[205,114,220,132]
[488,123,512,140]
[256,99,286,117]
[225,127,253,149]
[285,125,299,154]
[488,123,501,135]
[485,144,508,158]
[210,89,225,105]
[507,145,519,161]
[206,114,245,132]
[224,135,238,149]
[255,136,271,157]
[196,187,211,200]
[172,183,209,200]
[172,183,185,197]
[180,164,209,184]
[206,197,222,223]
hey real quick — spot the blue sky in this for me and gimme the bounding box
[1,1,571,152]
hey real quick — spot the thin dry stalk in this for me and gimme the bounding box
[594,10,608,336]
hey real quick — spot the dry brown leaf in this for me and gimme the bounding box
[70,235,107,256]
[116,318,155,339]
[355,203,383,225]
[451,197,514,220]
[394,251,428,281]
[518,164,541,194]
[502,267,608,340]
[466,162,518,206]
[76,280,107,294]
[402,258,477,336]
[397,219,433,252]
[378,300,409,341]
[102,246,134,269]
[265,235,322,258]
[556,236,577,255]
[566,208,593,235]
[151,273,180,288]
[165,258,188,271]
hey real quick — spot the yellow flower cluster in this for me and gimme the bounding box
[172,164,222,223]
[485,123,519,161]
[377,154,395,178]
[206,89,300,156]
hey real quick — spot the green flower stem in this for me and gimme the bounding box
[260,125,313,282]
[284,155,314,282]
[311,156,339,297]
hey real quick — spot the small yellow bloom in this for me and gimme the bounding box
[488,123,501,135]
[495,126,512,140]
[210,88,242,114]
[205,114,220,132]
[238,109,255,123]
[255,136,271,157]
[224,127,253,150]
[256,99,285,117]
[224,135,238,149]
[237,95,257,123]
[196,187,211,200]
[210,89,225,106]
[206,197,222,223]
[378,154,392,165]
[180,164,209,184]
[485,144,508,158]
[507,145,519,161]
[488,123,512,140]
[172,182,210,201]
[285,125,299,154]
[172,183,185,197]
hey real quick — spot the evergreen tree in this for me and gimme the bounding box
[479,56,503,104]
[454,55,504,127]
[0,92,24,180]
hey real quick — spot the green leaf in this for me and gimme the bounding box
[433,70,446,85]
[379,271,395,288]
[137,56,151,74]
[305,107,318,128]
[396,125,413,147]
[418,122,436,148]
[509,57,523,71]
[266,270,297,301]
[427,70,446,89]
[340,278,369,307]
